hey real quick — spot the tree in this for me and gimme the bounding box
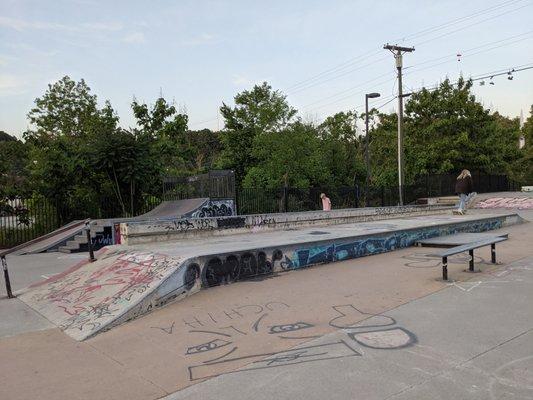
[368,112,399,187]
[187,129,223,173]
[0,131,17,142]
[27,76,103,139]
[23,77,127,219]
[516,105,533,184]
[318,111,366,186]
[0,133,29,198]
[218,82,297,184]
[89,128,158,216]
[132,97,189,177]
[405,78,520,177]
[243,122,330,188]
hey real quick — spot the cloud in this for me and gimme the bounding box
[0,16,123,33]
[180,33,215,46]
[0,16,69,31]
[0,54,17,66]
[232,74,252,87]
[121,32,146,44]
[232,74,269,88]
[80,22,124,31]
[7,43,58,58]
[0,74,28,96]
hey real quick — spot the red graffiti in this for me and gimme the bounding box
[477,197,533,210]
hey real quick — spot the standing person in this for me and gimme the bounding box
[320,193,332,211]
[454,169,473,214]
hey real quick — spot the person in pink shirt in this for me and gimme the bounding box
[320,193,331,211]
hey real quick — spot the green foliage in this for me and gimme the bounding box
[369,78,523,185]
[218,82,297,183]
[243,122,330,188]
[0,130,17,142]
[0,135,30,197]
[2,75,528,231]
[319,111,366,186]
[515,106,533,184]
[27,76,106,139]
[368,112,398,186]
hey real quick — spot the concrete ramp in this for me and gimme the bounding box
[19,250,198,340]
[137,198,209,219]
[9,220,85,255]
[18,212,522,341]
[11,198,212,255]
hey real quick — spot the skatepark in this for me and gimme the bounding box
[1,191,532,400]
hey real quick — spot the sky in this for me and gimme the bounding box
[0,0,532,138]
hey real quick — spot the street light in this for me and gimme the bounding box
[365,92,380,202]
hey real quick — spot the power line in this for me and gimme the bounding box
[302,70,395,108]
[303,33,532,113]
[405,30,533,70]
[403,35,533,78]
[395,0,526,42]
[413,2,532,47]
[309,62,533,118]
[190,1,531,127]
[287,55,390,95]
[284,0,529,95]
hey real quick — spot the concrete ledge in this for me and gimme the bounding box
[19,212,522,341]
[120,205,452,245]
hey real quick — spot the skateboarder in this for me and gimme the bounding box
[320,193,332,211]
[454,169,474,215]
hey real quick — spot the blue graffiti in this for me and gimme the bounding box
[287,219,502,269]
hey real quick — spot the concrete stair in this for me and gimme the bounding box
[58,222,112,253]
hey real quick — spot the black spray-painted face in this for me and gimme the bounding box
[181,302,324,368]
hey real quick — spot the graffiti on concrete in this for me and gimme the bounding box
[217,217,246,229]
[329,304,417,350]
[180,301,338,380]
[150,321,175,334]
[188,341,361,380]
[197,218,503,288]
[488,356,533,399]
[147,218,216,233]
[477,197,533,210]
[193,199,235,218]
[203,252,273,287]
[179,301,414,381]
[91,226,113,249]
[24,250,187,339]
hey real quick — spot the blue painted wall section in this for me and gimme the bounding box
[194,217,503,287]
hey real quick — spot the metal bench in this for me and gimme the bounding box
[429,236,508,280]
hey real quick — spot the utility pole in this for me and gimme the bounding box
[383,44,415,205]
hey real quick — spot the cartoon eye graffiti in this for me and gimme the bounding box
[268,322,314,334]
[185,339,231,355]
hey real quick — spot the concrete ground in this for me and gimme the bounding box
[0,208,531,399]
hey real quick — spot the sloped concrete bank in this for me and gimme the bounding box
[120,205,452,245]
[19,212,522,341]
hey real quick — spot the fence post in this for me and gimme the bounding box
[355,185,359,208]
[381,187,385,207]
[85,219,96,262]
[283,186,289,213]
[1,255,14,299]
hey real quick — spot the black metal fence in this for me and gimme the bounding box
[237,173,520,215]
[163,170,235,200]
[0,172,520,249]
